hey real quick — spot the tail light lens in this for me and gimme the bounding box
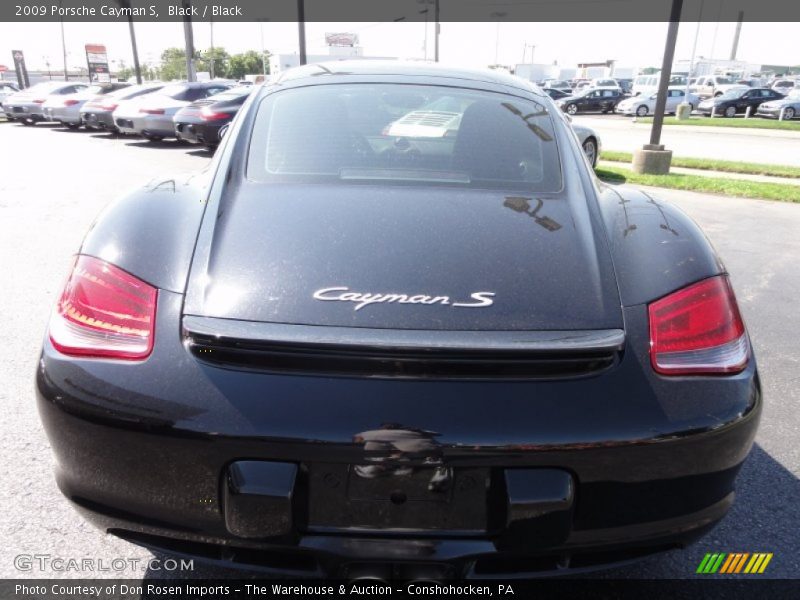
[32,99,45,104]
[49,256,157,360]
[140,107,165,114]
[100,102,118,111]
[649,275,748,375]
[200,107,228,121]
[63,99,80,106]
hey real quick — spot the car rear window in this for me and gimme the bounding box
[247,84,561,191]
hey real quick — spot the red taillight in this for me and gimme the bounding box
[63,99,80,106]
[140,107,165,115]
[49,256,157,360]
[200,107,228,121]
[32,99,45,104]
[100,102,118,111]
[648,275,748,375]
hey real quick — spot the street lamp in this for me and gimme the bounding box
[632,0,683,175]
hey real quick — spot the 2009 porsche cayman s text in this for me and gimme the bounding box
[37,61,760,579]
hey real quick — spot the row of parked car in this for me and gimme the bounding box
[542,82,800,119]
[0,79,252,148]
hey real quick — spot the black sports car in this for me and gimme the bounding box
[555,87,626,115]
[174,86,252,148]
[697,87,785,117]
[37,61,760,580]
[542,88,570,100]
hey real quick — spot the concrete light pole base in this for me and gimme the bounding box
[676,102,692,120]
[632,144,673,175]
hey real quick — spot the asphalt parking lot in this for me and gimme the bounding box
[0,120,798,582]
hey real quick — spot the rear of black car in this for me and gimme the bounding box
[36,67,760,578]
[174,87,251,147]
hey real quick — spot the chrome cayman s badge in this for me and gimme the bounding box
[313,287,495,311]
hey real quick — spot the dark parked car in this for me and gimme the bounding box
[174,86,252,148]
[556,87,625,115]
[81,83,165,132]
[38,61,760,580]
[542,88,570,100]
[697,87,785,117]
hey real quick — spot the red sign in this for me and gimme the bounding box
[0,65,8,72]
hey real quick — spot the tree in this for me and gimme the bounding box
[199,47,231,78]
[228,50,269,80]
[116,66,135,82]
[159,47,197,81]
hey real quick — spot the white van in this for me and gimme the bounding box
[632,73,688,97]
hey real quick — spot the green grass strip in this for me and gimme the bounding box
[596,166,800,203]
[601,150,800,179]
[635,115,800,131]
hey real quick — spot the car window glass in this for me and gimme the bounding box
[248,83,562,192]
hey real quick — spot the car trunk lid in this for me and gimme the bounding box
[183,182,622,333]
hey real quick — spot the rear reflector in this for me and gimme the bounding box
[49,256,157,360]
[649,275,748,375]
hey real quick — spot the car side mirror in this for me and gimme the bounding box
[218,123,230,140]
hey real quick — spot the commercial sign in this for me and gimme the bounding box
[11,50,30,88]
[85,44,110,83]
[325,32,359,47]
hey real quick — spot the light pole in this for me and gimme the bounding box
[434,0,439,62]
[58,0,68,80]
[632,0,683,174]
[182,0,196,81]
[297,0,307,65]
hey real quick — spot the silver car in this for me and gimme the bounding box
[3,81,88,124]
[572,123,602,168]
[616,87,699,117]
[757,89,800,120]
[0,81,20,115]
[42,83,130,128]
[112,81,232,141]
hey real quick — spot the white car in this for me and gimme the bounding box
[616,87,699,117]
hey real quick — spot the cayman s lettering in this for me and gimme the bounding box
[313,287,495,311]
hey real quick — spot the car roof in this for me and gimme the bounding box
[273,60,545,97]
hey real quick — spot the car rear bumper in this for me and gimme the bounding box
[44,106,81,124]
[113,113,174,137]
[81,110,116,129]
[5,103,47,119]
[36,293,762,576]
[174,120,225,145]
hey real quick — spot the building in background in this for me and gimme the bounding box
[269,32,395,75]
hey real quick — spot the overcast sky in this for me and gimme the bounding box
[0,21,796,73]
